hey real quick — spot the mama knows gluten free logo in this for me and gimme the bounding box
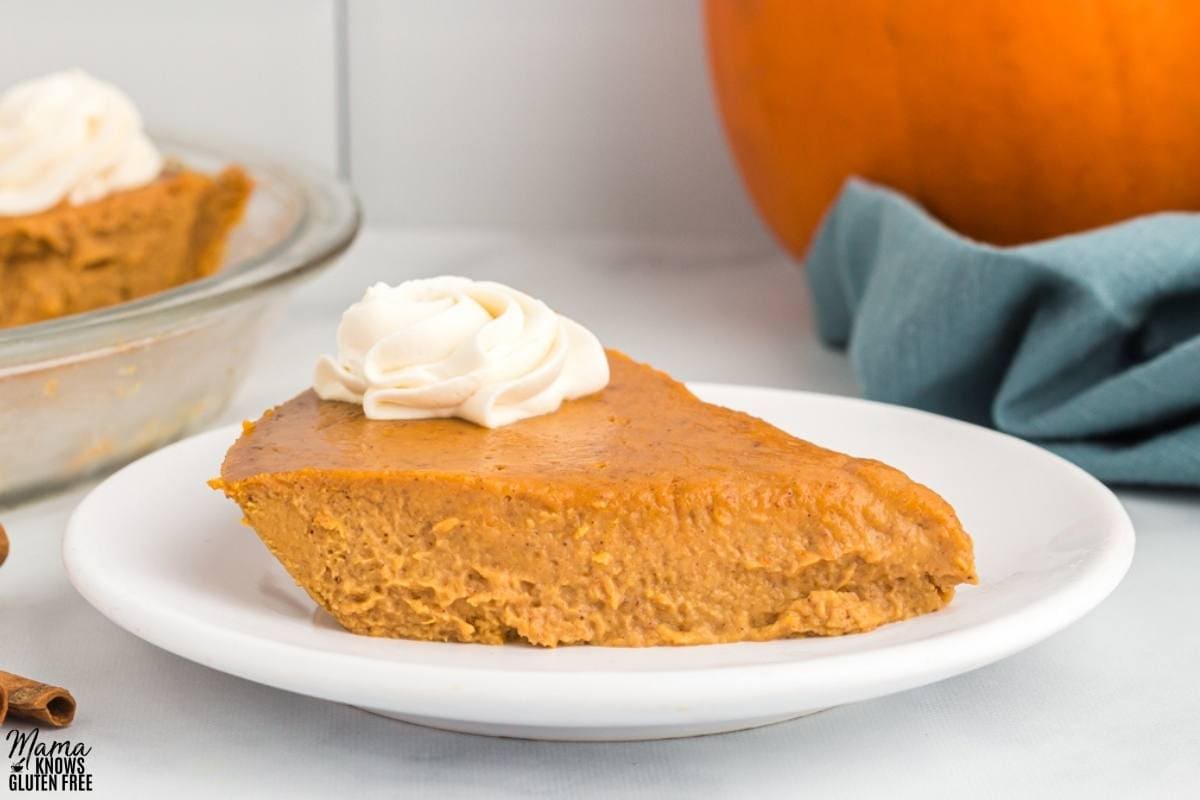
[6,728,93,792]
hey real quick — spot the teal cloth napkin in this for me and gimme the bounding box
[807,178,1200,488]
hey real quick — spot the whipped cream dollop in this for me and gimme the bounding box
[314,277,610,428]
[0,69,163,216]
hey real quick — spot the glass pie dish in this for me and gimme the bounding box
[0,137,360,504]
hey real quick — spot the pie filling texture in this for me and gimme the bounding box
[216,351,977,647]
[0,166,252,329]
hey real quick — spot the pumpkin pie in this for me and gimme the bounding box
[0,165,251,329]
[214,350,977,647]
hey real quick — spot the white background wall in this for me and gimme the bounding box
[0,0,772,245]
[0,0,341,173]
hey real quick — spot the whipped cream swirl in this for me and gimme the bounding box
[0,69,163,216]
[314,277,610,428]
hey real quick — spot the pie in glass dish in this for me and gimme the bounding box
[0,70,251,329]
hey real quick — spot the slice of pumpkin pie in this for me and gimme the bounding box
[214,278,976,647]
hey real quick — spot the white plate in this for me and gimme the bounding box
[64,385,1135,741]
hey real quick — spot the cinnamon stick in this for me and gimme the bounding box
[0,671,75,727]
[0,683,7,725]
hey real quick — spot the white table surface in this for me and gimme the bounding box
[3,230,1197,798]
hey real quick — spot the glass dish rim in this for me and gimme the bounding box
[0,133,361,352]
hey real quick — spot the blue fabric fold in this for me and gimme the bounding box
[806,178,1200,487]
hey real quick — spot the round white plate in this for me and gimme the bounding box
[64,384,1135,741]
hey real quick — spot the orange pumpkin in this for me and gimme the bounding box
[706,0,1200,257]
